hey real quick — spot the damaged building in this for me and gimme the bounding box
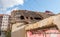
[11,10,54,24]
[25,15,60,37]
[11,10,55,37]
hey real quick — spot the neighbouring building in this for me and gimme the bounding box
[0,14,11,37]
[11,10,55,37]
[0,14,3,37]
[1,14,10,31]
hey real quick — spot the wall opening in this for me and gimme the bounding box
[20,16,24,20]
[26,17,28,19]
[30,17,33,20]
[34,17,42,20]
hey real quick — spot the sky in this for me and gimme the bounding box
[0,0,60,14]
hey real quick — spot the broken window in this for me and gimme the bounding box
[30,17,33,20]
[20,16,24,20]
[26,17,28,19]
[34,17,42,20]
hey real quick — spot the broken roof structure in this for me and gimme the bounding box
[11,10,57,37]
[25,15,60,31]
[25,15,60,37]
[11,10,55,24]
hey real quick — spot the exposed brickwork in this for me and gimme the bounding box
[11,10,54,24]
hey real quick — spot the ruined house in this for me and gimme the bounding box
[11,10,55,24]
[11,10,55,37]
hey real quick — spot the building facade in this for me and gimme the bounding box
[11,10,54,24]
[0,14,11,37]
[11,22,26,37]
[11,10,55,37]
[1,14,11,31]
[0,14,3,36]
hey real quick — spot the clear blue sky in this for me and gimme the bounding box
[18,0,60,14]
[0,0,60,14]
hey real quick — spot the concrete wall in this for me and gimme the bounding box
[11,10,53,24]
[11,27,25,37]
[11,23,26,37]
[25,15,60,30]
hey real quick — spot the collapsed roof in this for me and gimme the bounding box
[25,15,60,31]
[11,10,55,24]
